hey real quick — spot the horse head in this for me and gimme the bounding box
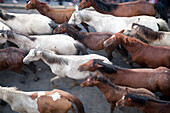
[23,47,42,64]
[68,11,82,25]
[78,0,92,10]
[78,59,103,72]
[80,73,99,87]
[25,0,38,10]
[0,30,8,44]
[53,23,67,34]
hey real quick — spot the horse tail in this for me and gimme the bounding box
[74,41,89,55]
[156,18,169,31]
[154,2,168,23]
[68,95,85,113]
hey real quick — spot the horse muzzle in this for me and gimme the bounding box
[23,59,30,64]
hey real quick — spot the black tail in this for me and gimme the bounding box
[154,2,168,23]
[68,95,85,113]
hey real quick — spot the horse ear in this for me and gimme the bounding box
[99,59,104,61]
[125,88,129,94]
[35,44,40,49]
[75,5,79,11]
[96,64,103,68]
[119,29,125,33]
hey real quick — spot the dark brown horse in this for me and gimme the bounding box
[0,47,38,83]
[53,23,128,61]
[78,0,168,22]
[116,92,170,113]
[104,32,170,68]
[25,0,89,32]
[81,73,156,113]
[79,59,170,96]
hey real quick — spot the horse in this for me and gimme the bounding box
[81,73,156,113]
[116,92,170,113]
[0,30,88,55]
[124,23,170,47]
[78,0,168,23]
[68,10,169,34]
[0,47,38,83]
[103,32,170,68]
[0,86,85,113]
[79,59,170,96]
[25,0,89,32]
[23,48,112,87]
[53,23,128,61]
[0,9,57,35]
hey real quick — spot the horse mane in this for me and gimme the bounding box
[132,23,164,41]
[93,59,127,74]
[0,10,15,21]
[91,75,120,90]
[93,0,118,12]
[40,49,68,65]
[125,93,170,106]
[64,23,85,41]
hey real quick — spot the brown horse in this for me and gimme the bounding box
[103,31,170,68]
[79,59,170,96]
[0,86,85,113]
[25,0,89,32]
[116,92,170,113]
[81,73,156,113]
[0,47,38,83]
[53,23,128,61]
[78,0,168,22]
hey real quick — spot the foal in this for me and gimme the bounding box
[125,23,170,47]
[104,32,170,68]
[116,93,170,113]
[79,59,170,96]
[81,74,156,113]
[0,86,85,113]
[0,47,38,82]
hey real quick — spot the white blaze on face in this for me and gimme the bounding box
[110,35,115,38]
[122,96,125,100]
[48,92,61,101]
[87,78,90,82]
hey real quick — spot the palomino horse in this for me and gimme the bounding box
[79,59,170,96]
[53,23,128,61]
[116,92,170,113]
[23,48,112,87]
[68,10,169,34]
[0,30,88,55]
[0,86,85,113]
[25,0,89,32]
[0,47,38,83]
[103,32,170,68]
[0,10,57,35]
[78,0,168,22]
[124,23,170,47]
[81,73,156,113]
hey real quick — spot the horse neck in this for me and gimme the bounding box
[65,25,85,42]
[34,1,51,16]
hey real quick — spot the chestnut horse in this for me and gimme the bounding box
[0,86,85,113]
[0,47,38,83]
[79,59,170,96]
[125,23,170,47]
[78,0,168,22]
[81,73,156,113]
[116,92,170,113]
[25,0,89,32]
[104,32,170,68]
[53,23,128,61]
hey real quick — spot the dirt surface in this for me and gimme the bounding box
[0,11,170,113]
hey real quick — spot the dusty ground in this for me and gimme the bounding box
[0,9,170,113]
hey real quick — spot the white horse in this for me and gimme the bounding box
[23,48,112,87]
[0,30,88,55]
[0,10,57,35]
[0,86,85,113]
[124,23,170,47]
[68,10,169,33]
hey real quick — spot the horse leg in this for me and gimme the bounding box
[25,62,40,81]
[81,22,90,32]
[50,76,61,88]
[72,79,78,87]
[20,69,27,84]
[110,103,115,113]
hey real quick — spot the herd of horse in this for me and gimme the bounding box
[0,0,170,113]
